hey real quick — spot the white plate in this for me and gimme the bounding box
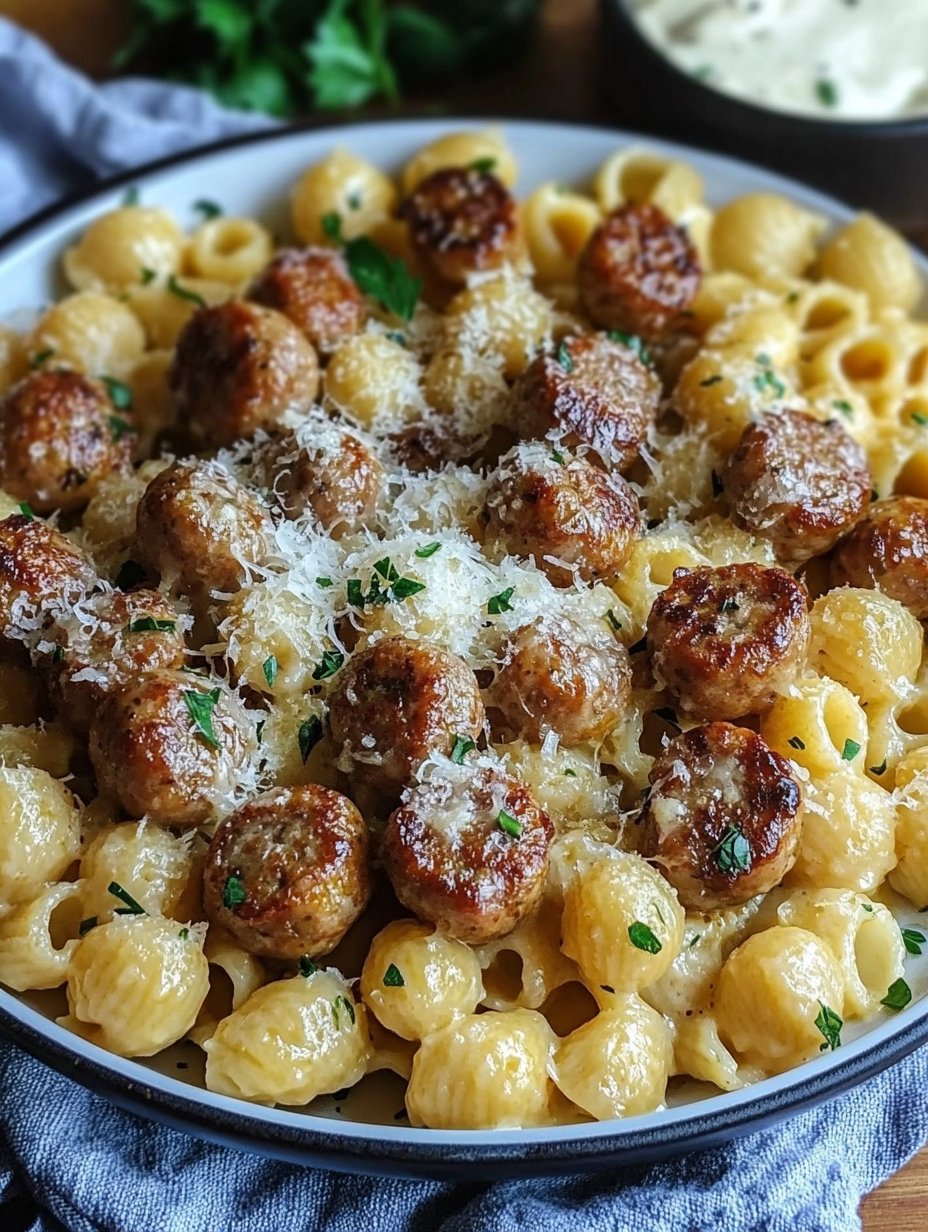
[1,118,926,1177]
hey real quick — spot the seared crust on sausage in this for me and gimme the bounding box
[203,784,372,960]
[832,496,928,618]
[0,514,96,641]
[482,443,640,586]
[578,203,701,342]
[381,764,553,944]
[647,563,810,720]
[509,333,661,472]
[88,668,253,828]
[255,424,383,534]
[724,410,871,566]
[170,301,320,448]
[329,636,485,797]
[135,460,273,599]
[0,370,134,515]
[41,588,186,733]
[399,168,520,286]
[248,247,365,354]
[490,614,631,745]
[639,722,803,911]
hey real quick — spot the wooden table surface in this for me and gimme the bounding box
[2,0,926,1224]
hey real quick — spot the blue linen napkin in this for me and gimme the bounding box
[1,16,927,1230]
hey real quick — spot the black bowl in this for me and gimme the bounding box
[600,0,928,233]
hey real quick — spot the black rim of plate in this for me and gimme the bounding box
[1,118,927,1176]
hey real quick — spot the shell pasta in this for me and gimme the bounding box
[1,127,927,1131]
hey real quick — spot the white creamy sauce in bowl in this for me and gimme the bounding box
[631,0,928,122]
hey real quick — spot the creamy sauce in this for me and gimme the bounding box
[632,0,928,122]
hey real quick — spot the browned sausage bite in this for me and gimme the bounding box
[510,333,661,473]
[248,247,365,354]
[328,636,485,797]
[490,614,631,745]
[578,203,701,342]
[203,785,372,960]
[399,167,520,286]
[639,722,803,911]
[0,514,96,640]
[170,301,320,448]
[647,563,810,720]
[254,422,383,534]
[381,763,553,944]
[135,460,274,599]
[482,444,640,586]
[0,370,134,514]
[89,669,255,828]
[832,496,928,617]
[41,588,187,733]
[724,410,871,567]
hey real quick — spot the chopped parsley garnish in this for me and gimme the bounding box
[109,881,145,915]
[688,933,700,949]
[52,646,64,663]
[298,715,324,763]
[222,874,246,909]
[902,928,926,956]
[316,576,334,588]
[29,349,55,370]
[604,609,622,632]
[700,374,723,387]
[841,738,861,762]
[815,1002,843,1051]
[550,449,565,464]
[450,734,476,765]
[563,768,577,777]
[415,542,441,558]
[719,596,740,614]
[600,984,616,994]
[122,185,140,206]
[127,616,175,634]
[182,686,222,749]
[608,330,653,366]
[263,655,278,688]
[332,994,356,1027]
[299,955,318,977]
[487,587,515,615]
[17,502,35,520]
[712,825,751,875]
[628,921,662,954]
[78,917,97,936]
[833,399,854,417]
[912,412,928,427]
[312,650,344,681]
[862,903,873,913]
[108,414,134,443]
[100,375,133,410]
[816,79,839,107]
[167,274,207,308]
[556,341,573,373]
[178,927,190,940]
[347,558,425,607]
[881,978,912,1012]
[140,267,157,284]
[869,759,887,776]
[753,356,786,399]
[788,735,806,751]
[497,809,522,839]
[470,157,497,174]
[383,963,405,987]
[342,234,421,321]
[321,212,343,242]
[193,199,223,220]
[347,191,362,211]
